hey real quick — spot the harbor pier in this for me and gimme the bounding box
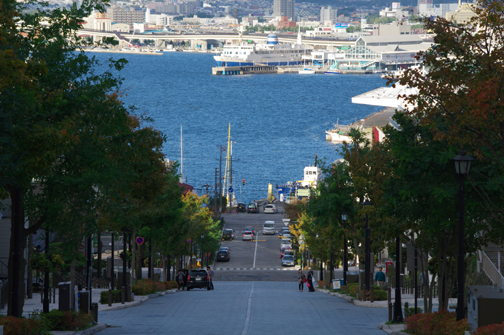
[212,65,278,75]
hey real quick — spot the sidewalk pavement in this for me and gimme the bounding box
[0,287,179,334]
[315,286,458,334]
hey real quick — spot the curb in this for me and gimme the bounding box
[315,288,387,308]
[74,323,108,335]
[378,322,407,335]
[100,289,178,311]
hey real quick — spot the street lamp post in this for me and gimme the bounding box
[317,233,323,281]
[362,201,372,293]
[330,238,334,284]
[201,235,205,267]
[453,150,473,321]
[394,235,403,323]
[341,214,348,287]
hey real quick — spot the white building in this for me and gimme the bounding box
[417,3,458,18]
[320,6,338,23]
[111,22,130,32]
[379,2,410,19]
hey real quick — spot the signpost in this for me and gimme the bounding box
[136,237,144,245]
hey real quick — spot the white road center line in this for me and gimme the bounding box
[252,234,258,268]
[241,282,254,335]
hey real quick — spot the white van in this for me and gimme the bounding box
[262,221,275,235]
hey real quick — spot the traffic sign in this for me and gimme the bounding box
[229,187,234,193]
[136,237,144,245]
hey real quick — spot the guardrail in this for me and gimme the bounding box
[481,250,504,288]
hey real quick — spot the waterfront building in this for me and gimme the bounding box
[320,6,338,23]
[111,22,130,32]
[336,35,433,71]
[273,0,295,20]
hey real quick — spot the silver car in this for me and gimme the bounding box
[282,255,295,267]
[262,221,275,235]
[264,204,277,214]
[242,231,253,241]
[280,238,292,250]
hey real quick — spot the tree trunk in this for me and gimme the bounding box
[131,228,136,282]
[8,185,26,317]
[70,259,76,310]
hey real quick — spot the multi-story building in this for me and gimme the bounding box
[273,0,295,20]
[108,6,144,25]
[320,6,338,23]
[417,3,459,18]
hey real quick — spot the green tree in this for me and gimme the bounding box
[396,0,504,219]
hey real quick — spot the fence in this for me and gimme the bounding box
[389,278,437,299]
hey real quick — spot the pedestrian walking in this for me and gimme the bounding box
[307,267,315,292]
[176,269,185,290]
[374,267,386,289]
[298,269,305,291]
[207,266,214,290]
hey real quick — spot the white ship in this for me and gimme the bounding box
[214,30,311,67]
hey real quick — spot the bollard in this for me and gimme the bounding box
[91,303,98,322]
[370,285,374,302]
[404,302,409,318]
[388,302,393,322]
[392,302,395,321]
[108,288,112,306]
[121,287,125,304]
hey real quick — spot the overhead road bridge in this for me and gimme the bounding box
[77,28,354,49]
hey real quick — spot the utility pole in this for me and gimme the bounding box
[202,184,210,196]
[214,168,218,214]
[229,151,233,214]
[218,145,224,214]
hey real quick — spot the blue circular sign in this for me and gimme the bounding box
[229,187,234,193]
[136,237,144,245]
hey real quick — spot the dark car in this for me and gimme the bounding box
[186,269,210,291]
[247,203,259,213]
[222,229,234,241]
[216,250,230,262]
[237,203,246,212]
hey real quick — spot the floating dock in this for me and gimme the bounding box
[212,65,376,75]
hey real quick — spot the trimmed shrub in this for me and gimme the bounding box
[44,309,93,331]
[99,289,122,304]
[474,322,504,335]
[0,316,46,335]
[405,310,468,335]
[161,281,178,290]
[132,279,166,295]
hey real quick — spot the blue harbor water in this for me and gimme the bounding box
[91,52,386,202]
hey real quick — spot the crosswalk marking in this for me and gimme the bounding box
[215,267,299,271]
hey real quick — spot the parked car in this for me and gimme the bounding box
[280,238,293,250]
[264,204,278,214]
[242,230,254,241]
[247,203,259,213]
[237,203,247,212]
[216,250,230,262]
[281,248,294,258]
[244,226,256,236]
[186,269,210,291]
[262,221,275,235]
[279,227,290,238]
[282,233,292,240]
[282,255,296,267]
[222,229,234,241]
[219,246,230,253]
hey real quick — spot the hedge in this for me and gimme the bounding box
[132,279,166,295]
[474,322,504,335]
[405,310,468,335]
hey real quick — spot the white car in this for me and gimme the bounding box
[263,204,277,214]
[242,231,254,241]
[262,221,275,235]
[280,238,292,250]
